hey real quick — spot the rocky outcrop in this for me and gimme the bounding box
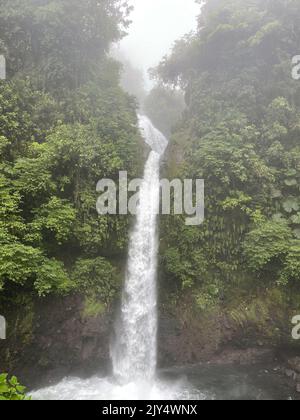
[0,293,113,389]
[1,286,299,390]
[158,310,276,367]
[281,356,300,394]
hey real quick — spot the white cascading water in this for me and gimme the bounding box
[111,115,167,382]
[31,116,205,400]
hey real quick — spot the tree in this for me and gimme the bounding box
[155,0,300,298]
[143,85,185,137]
[0,0,132,92]
[0,0,141,299]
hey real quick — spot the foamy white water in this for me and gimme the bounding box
[31,375,208,400]
[31,117,205,400]
[111,115,167,382]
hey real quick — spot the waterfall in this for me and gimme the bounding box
[111,115,168,382]
[31,118,204,399]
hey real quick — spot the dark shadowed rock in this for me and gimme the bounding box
[288,357,300,374]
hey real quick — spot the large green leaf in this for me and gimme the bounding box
[284,178,297,187]
[294,229,300,239]
[291,213,300,225]
[283,198,299,213]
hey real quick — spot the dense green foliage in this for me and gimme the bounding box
[143,85,185,137]
[0,0,132,91]
[0,0,141,300]
[156,0,300,309]
[0,373,30,400]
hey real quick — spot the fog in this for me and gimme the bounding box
[115,0,199,87]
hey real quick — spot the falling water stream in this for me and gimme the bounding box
[32,116,202,400]
[111,115,167,382]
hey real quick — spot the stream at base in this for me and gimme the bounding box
[31,363,298,400]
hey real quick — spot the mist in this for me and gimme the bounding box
[115,0,199,87]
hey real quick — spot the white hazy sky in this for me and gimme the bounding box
[116,0,199,84]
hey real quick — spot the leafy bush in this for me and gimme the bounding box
[0,374,30,400]
[72,257,119,304]
[243,221,293,272]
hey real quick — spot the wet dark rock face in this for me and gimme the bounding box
[282,357,300,395]
[0,294,112,389]
[157,310,276,367]
[0,292,298,391]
